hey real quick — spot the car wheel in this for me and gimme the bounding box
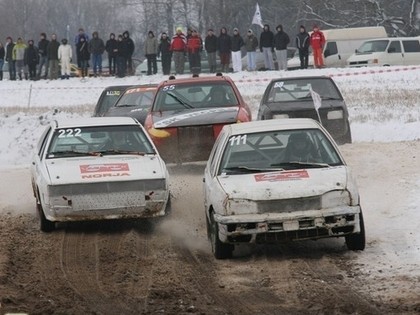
[37,199,55,232]
[210,212,233,259]
[345,210,365,251]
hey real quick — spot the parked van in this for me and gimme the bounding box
[347,37,420,67]
[288,26,387,69]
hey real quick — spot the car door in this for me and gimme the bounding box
[31,126,52,198]
[323,41,339,67]
[401,39,420,65]
[385,40,404,65]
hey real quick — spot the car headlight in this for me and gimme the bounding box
[273,114,289,119]
[327,110,343,120]
[225,198,258,215]
[321,190,350,208]
[147,127,171,138]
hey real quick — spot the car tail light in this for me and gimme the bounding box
[372,59,378,64]
[236,107,251,123]
[144,114,176,140]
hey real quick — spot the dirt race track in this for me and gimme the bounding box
[0,141,419,315]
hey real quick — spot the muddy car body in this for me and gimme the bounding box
[145,75,252,163]
[204,118,365,259]
[93,85,133,117]
[257,76,352,144]
[31,117,170,232]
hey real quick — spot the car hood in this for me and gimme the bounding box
[265,99,344,112]
[217,166,348,200]
[104,106,149,124]
[45,155,166,185]
[151,107,239,128]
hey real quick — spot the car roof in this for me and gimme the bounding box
[102,85,134,91]
[271,76,331,82]
[53,117,140,128]
[158,75,234,87]
[225,118,322,136]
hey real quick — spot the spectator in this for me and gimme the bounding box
[105,33,118,76]
[310,25,325,68]
[74,28,89,67]
[144,30,158,75]
[217,27,231,72]
[116,34,127,78]
[37,32,49,79]
[296,25,310,69]
[76,35,90,78]
[24,39,39,80]
[58,38,72,79]
[204,29,218,73]
[0,42,4,80]
[5,37,16,80]
[47,34,60,80]
[259,24,275,70]
[122,31,135,75]
[244,29,258,71]
[158,32,172,75]
[274,24,290,70]
[88,31,105,77]
[231,28,244,72]
[170,27,187,75]
[187,29,202,75]
[12,38,27,80]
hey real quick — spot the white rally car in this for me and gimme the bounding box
[31,117,170,232]
[204,118,365,259]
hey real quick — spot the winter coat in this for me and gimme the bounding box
[244,34,258,52]
[12,42,27,61]
[144,36,158,56]
[296,31,310,51]
[231,34,244,52]
[47,39,60,60]
[6,42,14,62]
[170,33,187,52]
[0,46,5,60]
[105,37,118,57]
[205,34,218,53]
[76,40,90,62]
[259,25,274,49]
[116,40,127,57]
[123,31,135,57]
[158,37,171,56]
[58,44,72,62]
[74,32,89,45]
[274,26,290,50]
[24,44,39,66]
[217,31,231,53]
[310,30,325,50]
[187,35,202,54]
[38,38,49,57]
[89,34,105,55]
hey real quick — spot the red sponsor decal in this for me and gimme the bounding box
[254,170,309,182]
[80,163,129,173]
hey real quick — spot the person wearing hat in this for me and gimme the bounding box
[274,24,290,70]
[5,37,16,80]
[310,25,325,68]
[37,33,49,79]
[231,28,244,72]
[170,27,187,74]
[24,39,39,80]
[88,31,105,77]
[144,30,158,75]
[47,33,60,79]
[205,29,218,73]
[187,29,202,75]
[244,29,258,71]
[296,25,310,69]
[217,27,231,72]
[106,33,118,75]
[158,32,172,75]
[116,34,127,78]
[12,37,27,80]
[259,24,275,70]
[76,35,90,78]
[58,38,72,79]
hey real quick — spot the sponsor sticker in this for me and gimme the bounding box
[80,163,130,173]
[254,170,309,182]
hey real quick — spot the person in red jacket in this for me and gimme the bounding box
[310,25,325,68]
[170,27,187,74]
[187,29,202,75]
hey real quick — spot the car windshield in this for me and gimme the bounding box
[153,82,239,111]
[46,125,155,158]
[218,129,343,175]
[356,40,389,53]
[115,87,156,108]
[265,78,342,103]
[96,90,125,116]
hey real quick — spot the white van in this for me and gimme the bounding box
[347,37,420,67]
[288,26,387,69]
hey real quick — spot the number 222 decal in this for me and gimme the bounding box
[58,128,82,138]
[229,135,247,146]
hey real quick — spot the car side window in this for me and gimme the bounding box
[388,41,402,53]
[209,131,227,177]
[324,42,338,57]
[38,127,52,159]
[402,40,420,53]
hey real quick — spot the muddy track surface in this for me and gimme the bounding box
[1,142,420,314]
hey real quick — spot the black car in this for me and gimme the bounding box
[93,85,133,117]
[257,76,352,144]
[103,84,158,125]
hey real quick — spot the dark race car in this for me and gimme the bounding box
[93,85,133,117]
[144,75,252,163]
[257,76,352,144]
[103,84,158,125]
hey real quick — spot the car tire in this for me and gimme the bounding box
[210,212,233,259]
[37,199,55,232]
[345,210,366,251]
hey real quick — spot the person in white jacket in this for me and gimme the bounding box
[58,38,72,79]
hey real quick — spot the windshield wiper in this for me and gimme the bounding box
[116,104,136,107]
[222,166,284,174]
[270,161,330,169]
[167,92,194,109]
[97,149,150,155]
[48,150,101,157]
